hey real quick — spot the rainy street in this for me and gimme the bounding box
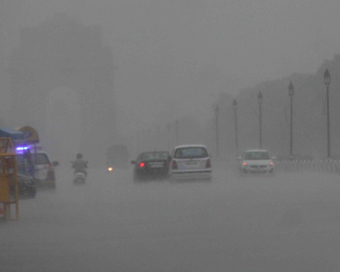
[3,2,340,272]
[1,162,340,272]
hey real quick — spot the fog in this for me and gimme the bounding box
[2,1,340,271]
[2,1,340,159]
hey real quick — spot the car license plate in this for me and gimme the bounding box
[150,163,163,168]
[186,161,198,165]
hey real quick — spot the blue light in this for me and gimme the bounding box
[16,147,29,151]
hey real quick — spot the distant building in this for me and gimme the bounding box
[10,14,116,163]
[0,1,23,123]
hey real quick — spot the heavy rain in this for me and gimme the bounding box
[1,1,340,271]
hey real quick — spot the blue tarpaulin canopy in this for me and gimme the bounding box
[0,127,24,142]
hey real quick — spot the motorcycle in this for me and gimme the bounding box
[73,171,86,184]
[72,161,88,184]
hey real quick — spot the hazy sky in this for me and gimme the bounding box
[15,0,340,131]
[20,0,340,84]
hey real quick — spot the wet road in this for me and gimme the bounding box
[1,162,340,272]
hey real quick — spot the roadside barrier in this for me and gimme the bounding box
[275,159,340,173]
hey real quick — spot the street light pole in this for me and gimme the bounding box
[324,69,331,158]
[167,123,171,151]
[175,119,179,145]
[156,125,160,150]
[215,105,219,158]
[288,81,294,158]
[233,99,238,156]
[258,91,263,149]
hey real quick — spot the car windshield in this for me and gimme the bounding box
[245,151,270,160]
[33,153,50,165]
[17,153,50,165]
[141,152,169,160]
[174,147,208,158]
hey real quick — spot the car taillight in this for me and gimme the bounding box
[172,161,178,169]
[206,159,211,168]
[243,162,247,166]
[269,162,274,165]
[139,162,145,168]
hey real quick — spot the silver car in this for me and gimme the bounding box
[170,145,212,180]
[239,149,275,176]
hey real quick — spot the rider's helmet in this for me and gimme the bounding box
[77,153,83,159]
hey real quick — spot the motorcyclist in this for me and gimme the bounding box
[72,153,87,176]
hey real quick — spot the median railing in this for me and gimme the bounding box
[275,159,340,173]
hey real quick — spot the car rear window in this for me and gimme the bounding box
[245,151,270,160]
[141,152,169,160]
[32,153,50,165]
[17,153,51,165]
[174,147,208,159]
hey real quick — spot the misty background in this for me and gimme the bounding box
[2,0,340,163]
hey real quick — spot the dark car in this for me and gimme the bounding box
[11,174,37,199]
[131,151,171,180]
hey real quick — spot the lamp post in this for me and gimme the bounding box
[324,69,331,158]
[167,122,171,151]
[175,119,179,145]
[215,105,219,158]
[258,91,263,149]
[233,99,238,156]
[288,81,294,158]
[156,125,160,150]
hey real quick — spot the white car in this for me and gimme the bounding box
[17,149,58,188]
[238,149,275,176]
[170,145,212,180]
